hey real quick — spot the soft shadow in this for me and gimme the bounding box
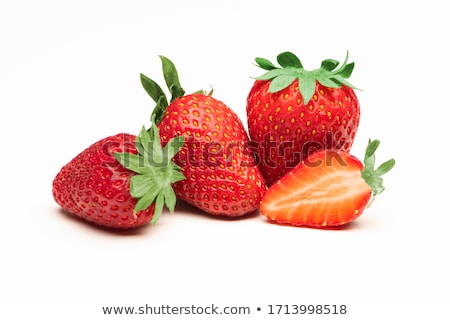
[263,218,363,231]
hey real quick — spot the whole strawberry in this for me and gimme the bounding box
[52,126,185,229]
[247,51,360,186]
[140,56,266,216]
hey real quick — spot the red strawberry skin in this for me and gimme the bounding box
[247,79,360,187]
[52,134,155,229]
[157,94,266,216]
[260,149,372,228]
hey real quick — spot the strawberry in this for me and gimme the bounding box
[52,126,185,229]
[247,51,360,186]
[139,56,266,216]
[260,139,395,228]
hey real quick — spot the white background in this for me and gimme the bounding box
[1,0,449,318]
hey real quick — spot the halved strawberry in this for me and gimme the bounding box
[260,139,395,228]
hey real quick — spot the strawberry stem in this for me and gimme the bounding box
[361,139,395,198]
[253,51,358,104]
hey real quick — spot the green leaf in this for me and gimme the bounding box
[277,52,303,68]
[366,176,385,196]
[363,139,380,169]
[376,159,396,176]
[335,51,350,70]
[252,51,359,95]
[298,77,317,104]
[140,73,168,105]
[151,95,169,124]
[254,68,289,80]
[191,89,207,95]
[365,139,379,156]
[329,77,344,87]
[169,85,185,101]
[134,134,145,156]
[255,57,277,70]
[137,126,151,153]
[130,174,154,198]
[134,189,157,213]
[316,75,341,88]
[268,75,297,93]
[150,125,163,163]
[338,62,355,78]
[151,193,165,225]
[159,55,185,102]
[321,59,339,71]
[361,139,395,198]
[330,76,358,90]
[114,123,186,225]
[164,136,185,161]
[115,152,150,175]
[138,126,161,164]
[140,56,189,125]
[163,186,177,213]
[170,170,186,184]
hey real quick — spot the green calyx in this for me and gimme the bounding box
[140,55,186,125]
[114,123,185,225]
[361,139,395,199]
[254,51,358,104]
[140,55,211,125]
[126,55,207,225]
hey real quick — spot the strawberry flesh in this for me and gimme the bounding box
[260,149,372,228]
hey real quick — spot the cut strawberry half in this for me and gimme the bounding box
[260,139,395,228]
